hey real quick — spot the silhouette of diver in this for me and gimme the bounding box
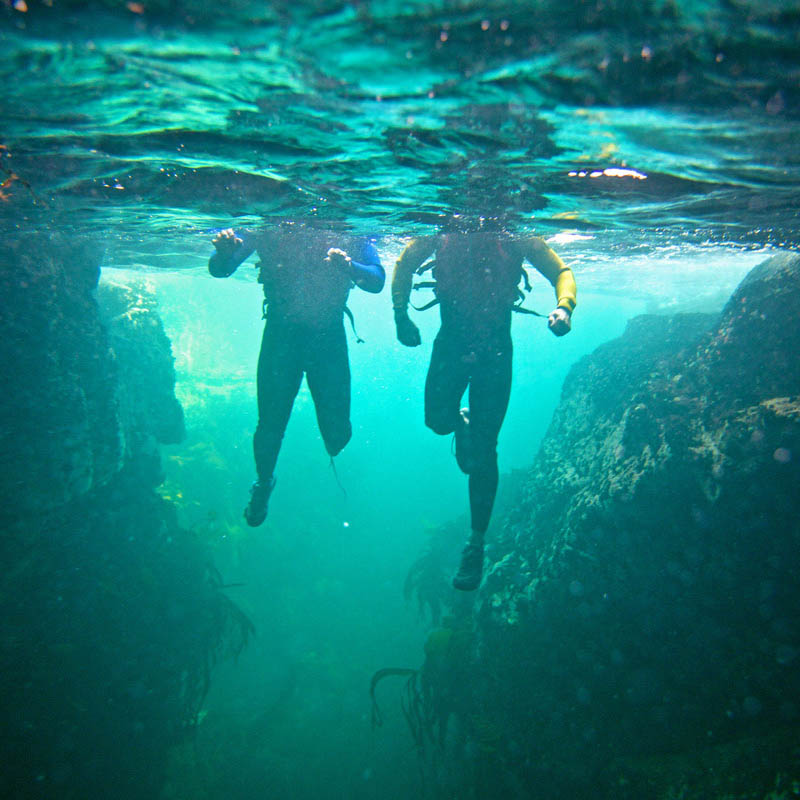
[392,229,576,590]
[209,223,385,525]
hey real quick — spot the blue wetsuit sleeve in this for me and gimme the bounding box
[208,231,257,278]
[349,239,385,294]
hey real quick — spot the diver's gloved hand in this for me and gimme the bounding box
[212,228,242,255]
[548,306,572,337]
[325,247,352,276]
[394,309,421,347]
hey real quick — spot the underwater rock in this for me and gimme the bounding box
[0,240,185,516]
[0,238,248,800]
[449,252,800,798]
[0,235,122,518]
[97,277,185,484]
[702,251,800,406]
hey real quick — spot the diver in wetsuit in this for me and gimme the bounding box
[209,224,385,526]
[392,231,576,590]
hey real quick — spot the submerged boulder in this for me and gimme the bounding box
[0,238,247,800]
[0,236,122,516]
[448,252,800,798]
[97,276,185,483]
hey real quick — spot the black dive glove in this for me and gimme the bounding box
[394,309,421,347]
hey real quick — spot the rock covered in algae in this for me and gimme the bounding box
[452,252,800,798]
[0,239,185,516]
[0,235,122,517]
[97,276,185,480]
[0,237,249,800]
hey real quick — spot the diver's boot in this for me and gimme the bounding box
[244,475,276,527]
[454,407,475,474]
[452,535,485,591]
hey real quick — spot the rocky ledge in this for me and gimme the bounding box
[0,237,247,800]
[456,252,800,798]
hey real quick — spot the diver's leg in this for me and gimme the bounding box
[424,329,470,437]
[453,338,512,590]
[306,323,352,457]
[247,322,303,525]
[466,338,512,534]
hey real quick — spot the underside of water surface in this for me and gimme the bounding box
[2,0,798,248]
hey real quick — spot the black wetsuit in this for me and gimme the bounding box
[392,233,576,536]
[423,237,518,535]
[425,303,513,534]
[209,227,384,481]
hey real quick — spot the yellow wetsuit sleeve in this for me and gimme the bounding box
[391,237,438,312]
[521,237,577,313]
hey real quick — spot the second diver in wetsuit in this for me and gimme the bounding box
[209,223,385,526]
[392,230,576,591]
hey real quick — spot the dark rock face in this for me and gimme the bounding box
[0,238,244,800]
[97,278,185,472]
[459,253,800,798]
[704,252,800,405]
[0,237,122,516]
[0,239,185,515]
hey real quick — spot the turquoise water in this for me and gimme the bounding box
[2,1,799,798]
